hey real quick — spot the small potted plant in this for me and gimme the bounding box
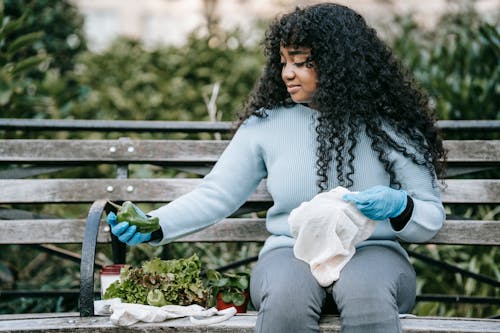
[206,270,250,313]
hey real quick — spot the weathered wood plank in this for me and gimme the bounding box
[0,313,499,333]
[436,119,500,132]
[1,219,498,245]
[445,140,500,165]
[399,316,500,333]
[0,119,234,133]
[0,219,110,244]
[0,140,499,164]
[440,179,500,203]
[0,139,228,164]
[1,118,499,133]
[0,178,266,203]
[0,179,498,204]
[426,220,500,245]
[176,219,500,245]
[178,219,500,245]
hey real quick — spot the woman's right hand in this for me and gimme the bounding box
[106,211,152,245]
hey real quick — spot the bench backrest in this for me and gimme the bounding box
[1,138,499,246]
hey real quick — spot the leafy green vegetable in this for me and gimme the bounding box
[103,254,209,307]
[147,289,167,307]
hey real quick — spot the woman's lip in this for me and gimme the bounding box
[287,85,300,94]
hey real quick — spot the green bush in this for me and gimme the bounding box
[69,30,264,124]
[2,0,87,118]
[0,3,51,117]
[390,5,499,122]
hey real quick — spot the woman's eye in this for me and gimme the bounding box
[294,59,314,68]
[304,57,315,68]
[280,58,314,68]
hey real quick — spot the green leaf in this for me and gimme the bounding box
[221,290,233,303]
[236,276,249,290]
[147,289,167,306]
[7,31,44,55]
[232,292,246,306]
[0,88,12,105]
[205,269,222,281]
[12,55,46,75]
[0,15,24,39]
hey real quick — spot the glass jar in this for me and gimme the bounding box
[100,264,124,297]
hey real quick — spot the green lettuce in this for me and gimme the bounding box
[103,254,209,307]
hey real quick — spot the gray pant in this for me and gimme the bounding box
[250,245,416,333]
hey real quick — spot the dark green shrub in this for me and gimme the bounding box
[390,5,499,122]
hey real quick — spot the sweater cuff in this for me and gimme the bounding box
[146,214,164,242]
[150,228,164,242]
[390,196,414,231]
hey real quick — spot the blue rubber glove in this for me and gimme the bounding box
[342,185,407,220]
[106,211,152,246]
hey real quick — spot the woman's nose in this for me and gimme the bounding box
[282,64,295,80]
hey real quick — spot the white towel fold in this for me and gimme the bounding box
[289,186,377,287]
[94,299,236,326]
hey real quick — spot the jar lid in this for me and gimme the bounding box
[100,264,125,275]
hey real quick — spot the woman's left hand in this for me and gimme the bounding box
[343,185,407,220]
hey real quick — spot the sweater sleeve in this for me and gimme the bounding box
[147,120,267,245]
[388,148,445,243]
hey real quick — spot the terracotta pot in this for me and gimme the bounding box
[216,291,250,313]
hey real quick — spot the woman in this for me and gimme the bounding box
[108,3,447,332]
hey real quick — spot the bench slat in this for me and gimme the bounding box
[0,139,228,164]
[445,140,500,164]
[0,179,498,204]
[427,220,500,245]
[0,119,235,133]
[2,117,500,132]
[1,219,498,245]
[0,219,110,244]
[174,219,500,245]
[1,140,499,165]
[441,179,500,203]
[0,313,498,333]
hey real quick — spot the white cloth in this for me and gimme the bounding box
[289,186,377,287]
[94,299,237,326]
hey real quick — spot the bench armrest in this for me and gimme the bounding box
[79,199,125,317]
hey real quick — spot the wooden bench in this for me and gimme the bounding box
[0,118,499,332]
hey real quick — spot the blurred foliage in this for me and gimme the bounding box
[3,0,86,74]
[1,0,87,118]
[0,244,81,314]
[389,3,499,122]
[0,0,499,319]
[0,2,52,116]
[409,243,500,318]
[68,31,263,123]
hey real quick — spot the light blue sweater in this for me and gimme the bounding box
[149,104,445,258]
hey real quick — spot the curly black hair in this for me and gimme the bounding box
[237,2,446,192]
